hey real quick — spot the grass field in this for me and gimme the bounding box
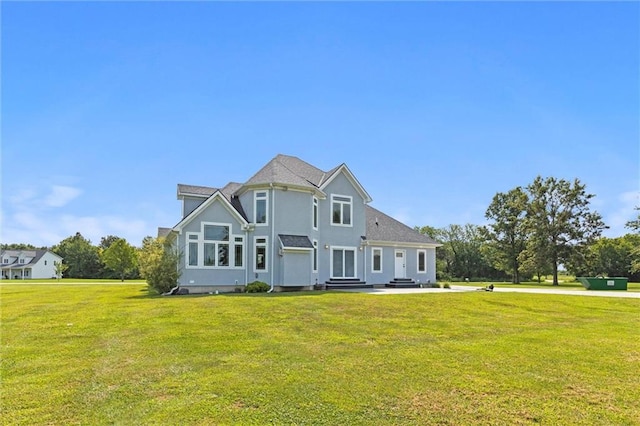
[2,283,639,425]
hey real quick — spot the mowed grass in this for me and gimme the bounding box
[2,284,639,425]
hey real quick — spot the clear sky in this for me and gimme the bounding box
[2,1,639,248]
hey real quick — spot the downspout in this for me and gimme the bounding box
[245,226,249,287]
[363,243,367,284]
[268,183,275,293]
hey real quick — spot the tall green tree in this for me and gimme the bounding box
[625,206,640,232]
[99,235,121,251]
[139,236,181,294]
[1,243,40,250]
[438,224,498,280]
[101,238,138,281]
[582,235,640,279]
[51,233,102,279]
[54,261,68,280]
[483,187,529,283]
[524,176,606,285]
[626,206,640,273]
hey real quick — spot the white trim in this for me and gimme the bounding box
[184,222,245,269]
[312,196,319,230]
[330,246,358,279]
[417,249,427,273]
[254,236,268,273]
[312,239,318,273]
[330,194,353,228]
[365,240,442,249]
[394,249,406,279]
[371,247,383,273]
[173,191,248,232]
[254,190,269,226]
[320,164,372,203]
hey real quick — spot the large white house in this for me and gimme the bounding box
[1,250,63,280]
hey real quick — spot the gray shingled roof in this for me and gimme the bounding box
[278,234,314,249]
[0,249,55,269]
[365,205,440,245]
[244,154,326,189]
[157,227,172,238]
[177,184,217,197]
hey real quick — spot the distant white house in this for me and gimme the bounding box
[1,250,63,280]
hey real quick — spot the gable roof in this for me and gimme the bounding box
[320,163,372,203]
[365,205,441,247]
[172,190,249,232]
[238,154,371,203]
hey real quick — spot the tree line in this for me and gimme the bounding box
[2,234,179,291]
[3,175,639,286]
[417,176,640,284]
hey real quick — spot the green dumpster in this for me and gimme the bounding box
[577,277,628,291]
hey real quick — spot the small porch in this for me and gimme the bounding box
[1,266,32,280]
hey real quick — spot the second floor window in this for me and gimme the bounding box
[313,197,318,230]
[331,195,352,226]
[255,191,268,225]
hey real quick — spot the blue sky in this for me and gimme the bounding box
[2,1,639,248]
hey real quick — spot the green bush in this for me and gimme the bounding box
[246,281,270,293]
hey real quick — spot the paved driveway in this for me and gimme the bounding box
[345,285,640,299]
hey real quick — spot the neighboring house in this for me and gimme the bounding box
[160,154,441,293]
[1,249,63,280]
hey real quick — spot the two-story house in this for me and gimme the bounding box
[160,154,440,293]
[1,249,63,280]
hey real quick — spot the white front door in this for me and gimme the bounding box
[394,250,406,278]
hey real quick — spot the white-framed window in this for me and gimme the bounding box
[331,194,352,226]
[234,236,244,267]
[312,197,319,230]
[2,259,8,264]
[312,239,318,273]
[255,191,268,225]
[203,224,230,267]
[19,259,25,264]
[24,270,29,277]
[255,237,268,271]
[186,223,244,269]
[417,249,427,273]
[331,246,356,278]
[187,233,199,266]
[372,247,383,273]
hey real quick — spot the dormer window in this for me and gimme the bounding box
[255,191,268,225]
[19,259,25,264]
[331,195,352,226]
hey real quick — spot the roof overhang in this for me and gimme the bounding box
[278,234,314,251]
[364,240,443,249]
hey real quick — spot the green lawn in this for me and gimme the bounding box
[2,284,639,425]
